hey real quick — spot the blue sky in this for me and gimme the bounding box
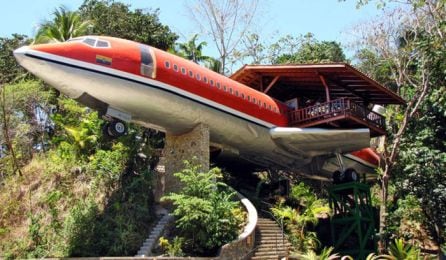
[0,0,382,58]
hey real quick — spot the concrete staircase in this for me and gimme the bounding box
[250,217,291,260]
[135,213,172,257]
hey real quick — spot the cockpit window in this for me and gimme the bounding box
[67,37,84,42]
[79,37,110,48]
[96,40,110,48]
[83,38,96,47]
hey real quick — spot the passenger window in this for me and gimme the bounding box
[241,93,245,99]
[247,96,251,101]
[189,70,194,77]
[235,90,239,97]
[165,61,170,69]
[210,79,214,86]
[181,67,186,75]
[173,64,178,72]
[216,82,221,89]
[223,85,227,91]
[269,105,272,110]
[253,97,256,103]
[203,76,208,83]
[196,73,201,80]
[229,88,233,94]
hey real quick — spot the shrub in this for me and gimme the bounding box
[161,162,243,255]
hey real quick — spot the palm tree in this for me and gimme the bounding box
[34,6,93,44]
[204,57,222,73]
[176,34,210,64]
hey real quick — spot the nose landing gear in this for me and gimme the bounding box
[103,119,127,138]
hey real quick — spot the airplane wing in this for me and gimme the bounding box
[270,127,371,157]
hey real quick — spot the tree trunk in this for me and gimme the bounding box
[0,86,22,176]
[378,167,390,253]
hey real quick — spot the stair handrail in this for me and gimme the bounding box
[259,200,288,257]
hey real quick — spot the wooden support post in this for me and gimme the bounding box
[319,74,331,102]
[264,76,280,94]
[259,75,264,92]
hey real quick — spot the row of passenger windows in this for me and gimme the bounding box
[164,61,280,114]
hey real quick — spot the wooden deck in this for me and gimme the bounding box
[288,98,386,137]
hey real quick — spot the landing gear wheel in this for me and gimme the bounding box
[333,170,343,184]
[104,120,127,138]
[344,168,359,182]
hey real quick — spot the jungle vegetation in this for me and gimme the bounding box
[0,0,444,258]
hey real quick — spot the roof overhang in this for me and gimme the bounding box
[230,63,405,105]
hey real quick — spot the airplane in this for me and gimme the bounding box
[14,35,396,181]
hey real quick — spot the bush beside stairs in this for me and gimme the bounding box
[250,217,291,259]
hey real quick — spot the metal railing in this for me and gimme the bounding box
[260,201,288,257]
[288,97,385,131]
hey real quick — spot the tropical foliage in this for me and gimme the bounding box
[34,6,92,43]
[79,0,178,50]
[271,182,331,253]
[353,0,446,254]
[161,162,244,255]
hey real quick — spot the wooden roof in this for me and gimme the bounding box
[230,63,405,105]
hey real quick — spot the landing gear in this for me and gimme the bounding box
[103,119,127,138]
[333,168,359,184]
[332,153,359,184]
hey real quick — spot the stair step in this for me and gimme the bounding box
[253,250,287,257]
[259,229,284,233]
[256,246,289,252]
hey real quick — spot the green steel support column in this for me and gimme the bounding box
[328,182,377,259]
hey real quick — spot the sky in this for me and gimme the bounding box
[0,0,383,58]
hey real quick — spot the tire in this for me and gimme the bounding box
[344,168,359,182]
[333,170,342,184]
[107,120,127,137]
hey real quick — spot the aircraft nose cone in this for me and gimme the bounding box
[13,46,30,63]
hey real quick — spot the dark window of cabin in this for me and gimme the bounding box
[181,67,186,75]
[235,90,239,97]
[196,73,201,80]
[165,61,170,68]
[223,85,227,91]
[173,64,178,71]
[229,88,233,94]
[241,93,245,99]
[210,79,214,86]
[203,76,208,83]
[189,70,194,77]
[216,82,221,89]
[247,95,250,101]
[253,97,256,103]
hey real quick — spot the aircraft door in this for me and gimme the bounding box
[140,45,156,78]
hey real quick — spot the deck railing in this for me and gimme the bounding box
[288,98,385,131]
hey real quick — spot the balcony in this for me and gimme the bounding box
[288,98,386,137]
